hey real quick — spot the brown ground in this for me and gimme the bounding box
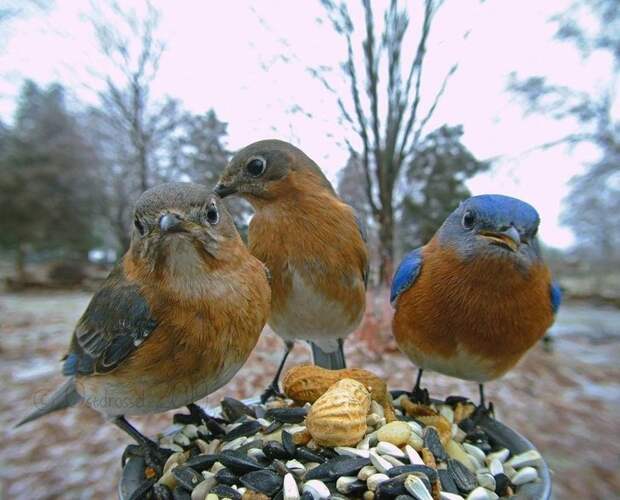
[0,291,618,499]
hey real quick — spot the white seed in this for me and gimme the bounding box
[182,424,199,439]
[476,472,496,491]
[358,465,377,481]
[366,473,390,491]
[405,445,425,465]
[173,432,191,447]
[503,464,517,479]
[511,466,538,485]
[489,458,503,476]
[238,487,247,494]
[161,443,184,453]
[452,425,467,443]
[485,448,510,464]
[335,446,371,459]
[283,473,300,500]
[384,455,406,467]
[163,451,187,474]
[286,459,306,476]
[363,491,375,500]
[336,476,360,494]
[376,441,406,458]
[506,450,542,469]
[404,475,433,500]
[206,439,220,454]
[206,494,218,500]
[196,424,209,435]
[367,413,382,426]
[407,421,424,436]
[303,479,330,499]
[371,400,385,417]
[220,436,247,451]
[440,493,465,500]
[466,487,498,500]
[257,418,271,427]
[439,405,455,423]
[369,451,393,473]
[463,443,487,465]
[195,439,210,454]
[192,476,217,500]
[305,462,321,472]
[357,436,371,450]
[210,461,225,473]
[408,432,424,451]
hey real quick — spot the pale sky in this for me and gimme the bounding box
[0,0,613,248]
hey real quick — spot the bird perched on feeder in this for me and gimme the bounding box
[215,140,368,401]
[391,194,561,409]
[17,182,271,472]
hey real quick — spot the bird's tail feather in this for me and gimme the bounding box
[16,378,82,427]
[310,340,347,370]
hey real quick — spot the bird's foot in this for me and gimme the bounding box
[121,440,171,478]
[260,382,285,404]
[173,403,226,437]
[410,385,431,406]
[473,401,495,421]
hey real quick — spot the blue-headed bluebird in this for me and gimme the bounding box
[215,140,368,401]
[18,182,271,472]
[390,194,561,409]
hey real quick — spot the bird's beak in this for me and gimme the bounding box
[159,213,185,233]
[479,226,521,252]
[214,182,237,198]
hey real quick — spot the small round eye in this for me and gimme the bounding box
[134,217,146,235]
[205,203,219,225]
[246,157,266,177]
[462,210,476,229]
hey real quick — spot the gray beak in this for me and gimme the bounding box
[159,213,183,233]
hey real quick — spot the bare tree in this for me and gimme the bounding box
[88,1,183,250]
[510,0,619,264]
[314,0,460,282]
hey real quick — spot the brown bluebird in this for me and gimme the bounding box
[215,139,369,401]
[18,182,271,472]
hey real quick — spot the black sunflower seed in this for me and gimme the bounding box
[447,458,477,492]
[304,456,370,481]
[264,407,308,424]
[240,469,284,496]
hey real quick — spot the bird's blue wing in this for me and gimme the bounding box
[62,265,158,376]
[390,248,424,305]
[550,280,562,315]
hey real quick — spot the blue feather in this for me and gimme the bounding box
[390,248,423,305]
[550,281,562,315]
[62,353,78,376]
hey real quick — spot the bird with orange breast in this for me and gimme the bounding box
[215,140,368,401]
[18,183,271,474]
[391,194,561,410]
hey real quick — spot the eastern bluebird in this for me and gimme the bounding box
[18,182,271,472]
[215,140,368,401]
[391,194,561,409]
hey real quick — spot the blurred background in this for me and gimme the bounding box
[0,0,618,498]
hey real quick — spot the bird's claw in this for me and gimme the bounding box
[410,385,431,406]
[473,401,495,421]
[260,383,285,403]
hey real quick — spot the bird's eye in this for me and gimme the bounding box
[246,157,266,177]
[134,217,146,235]
[462,210,476,229]
[205,203,219,225]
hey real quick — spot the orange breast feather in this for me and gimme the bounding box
[393,240,554,379]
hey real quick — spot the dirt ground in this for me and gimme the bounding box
[1,291,618,499]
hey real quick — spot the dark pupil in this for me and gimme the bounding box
[207,207,218,223]
[134,218,145,235]
[463,212,475,228]
[247,158,264,176]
